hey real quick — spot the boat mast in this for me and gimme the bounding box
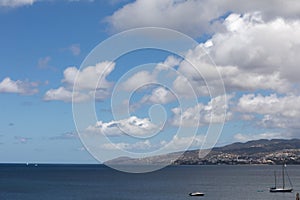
[282,162,285,189]
[274,171,277,188]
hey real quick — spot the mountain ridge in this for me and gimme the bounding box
[105,139,300,165]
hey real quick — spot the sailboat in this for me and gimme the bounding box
[270,163,293,193]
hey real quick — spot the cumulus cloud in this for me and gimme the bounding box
[106,0,218,37]
[163,135,205,150]
[234,132,291,142]
[0,0,96,8]
[106,0,300,37]
[0,77,38,95]
[223,1,300,21]
[237,93,300,130]
[238,94,300,118]
[0,0,36,7]
[261,115,300,130]
[24,0,300,145]
[86,116,161,137]
[102,140,152,151]
[118,56,180,97]
[104,10,300,143]
[44,86,90,103]
[171,95,232,127]
[172,46,227,97]
[64,61,115,90]
[220,69,291,94]
[156,55,181,71]
[120,70,156,92]
[206,13,300,84]
[43,61,115,102]
[141,87,175,104]
[170,12,299,96]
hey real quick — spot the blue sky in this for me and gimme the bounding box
[1,0,300,164]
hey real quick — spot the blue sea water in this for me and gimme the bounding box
[0,164,299,200]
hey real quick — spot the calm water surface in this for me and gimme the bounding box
[0,164,299,200]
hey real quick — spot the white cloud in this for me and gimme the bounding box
[234,132,291,142]
[223,1,300,21]
[141,87,175,104]
[261,115,300,130]
[64,61,115,90]
[118,56,181,103]
[44,61,115,102]
[171,94,232,127]
[0,0,35,7]
[106,0,300,37]
[174,58,291,97]
[219,67,291,94]
[156,55,181,71]
[164,135,205,150]
[43,86,90,103]
[173,47,226,97]
[120,70,156,92]
[86,116,161,137]
[237,93,300,130]
[106,0,219,37]
[171,12,299,96]
[237,94,300,118]
[106,11,300,133]
[0,0,96,8]
[0,77,38,95]
[206,13,300,85]
[102,140,152,151]
[172,74,201,97]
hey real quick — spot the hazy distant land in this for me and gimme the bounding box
[105,139,300,165]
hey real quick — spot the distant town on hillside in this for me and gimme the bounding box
[106,139,300,165]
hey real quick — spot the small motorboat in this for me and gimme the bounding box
[189,192,205,196]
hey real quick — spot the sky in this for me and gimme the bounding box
[1,0,300,164]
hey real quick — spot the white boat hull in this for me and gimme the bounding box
[270,188,293,193]
[189,192,205,196]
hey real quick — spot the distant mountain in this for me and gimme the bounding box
[214,139,300,154]
[177,138,300,165]
[105,139,300,165]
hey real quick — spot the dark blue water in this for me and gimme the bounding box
[0,164,299,200]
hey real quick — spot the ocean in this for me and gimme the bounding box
[0,164,299,200]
